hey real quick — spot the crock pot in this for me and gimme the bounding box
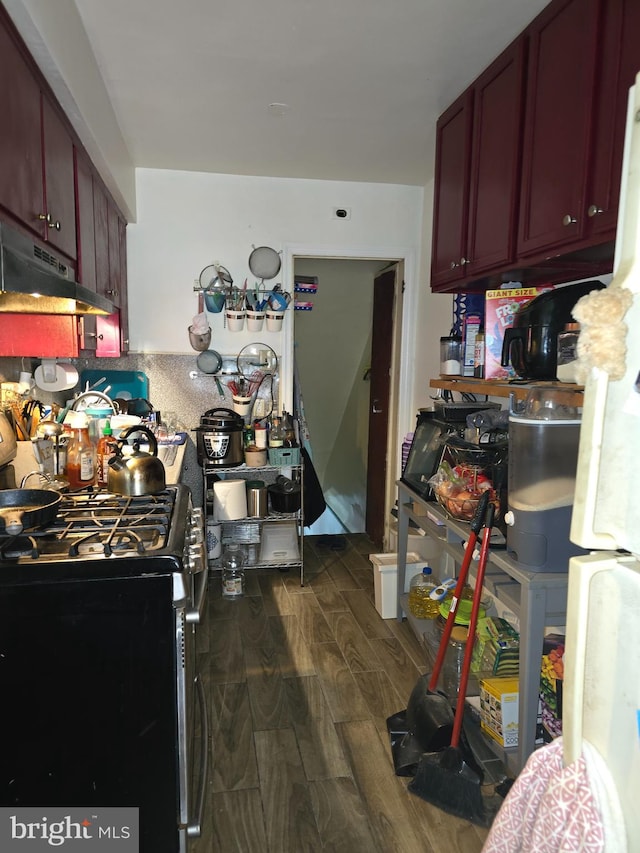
[194,408,245,467]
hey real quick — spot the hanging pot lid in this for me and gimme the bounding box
[248,246,281,280]
[237,343,278,377]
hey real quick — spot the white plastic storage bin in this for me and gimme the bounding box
[370,552,423,619]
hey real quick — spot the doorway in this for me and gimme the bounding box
[292,256,403,548]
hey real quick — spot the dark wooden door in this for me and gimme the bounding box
[430,90,473,290]
[517,0,600,257]
[586,0,640,241]
[466,37,526,277]
[365,267,396,549]
[0,11,43,235]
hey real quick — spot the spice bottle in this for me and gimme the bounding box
[96,422,117,488]
[65,411,96,489]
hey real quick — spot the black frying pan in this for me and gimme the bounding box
[0,489,62,536]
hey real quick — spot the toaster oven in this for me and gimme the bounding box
[400,410,459,501]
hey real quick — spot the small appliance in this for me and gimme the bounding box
[501,280,605,380]
[400,410,457,501]
[504,388,587,571]
[194,408,245,467]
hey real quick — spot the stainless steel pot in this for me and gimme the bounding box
[107,425,166,496]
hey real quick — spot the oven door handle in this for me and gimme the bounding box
[187,672,209,839]
[186,567,208,624]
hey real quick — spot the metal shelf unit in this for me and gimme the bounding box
[203,463,304,584]
[396,479,568,774]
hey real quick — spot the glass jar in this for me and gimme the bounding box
[440,334,462,376]
[221,545,246,599]
[556,322,580,383]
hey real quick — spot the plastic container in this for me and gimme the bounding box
[408,566,441,619]
[221,545,246,599]
[369,552,423,619]
[440,334,462,376]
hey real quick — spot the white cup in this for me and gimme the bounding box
[225,310,245,332]
[246,310,265,332]
[265,310,284,332]
[232,395,253,418]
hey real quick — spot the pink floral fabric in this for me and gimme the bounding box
[482,738,621,853]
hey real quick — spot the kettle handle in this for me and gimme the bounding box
[118,425,159,457]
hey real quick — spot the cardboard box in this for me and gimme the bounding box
[539,633,564,742]
[370,552,423,619]
[484,286,554,380]
[479,676,519,748]
[462,311,484,377]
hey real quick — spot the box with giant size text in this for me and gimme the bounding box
[484,287,554,380]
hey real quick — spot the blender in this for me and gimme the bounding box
[504,388,586,571]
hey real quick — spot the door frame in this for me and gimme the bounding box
[281,242,418,547]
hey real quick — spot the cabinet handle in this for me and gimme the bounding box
[587,204,604,218]
[106,289,119,297]
[85,333,104,341]
[37,213,51,224]
[51,220,61,231]
[562,214,577,226]
[460,257,470,266]
[449,260,460,269]
[372,400,383,414]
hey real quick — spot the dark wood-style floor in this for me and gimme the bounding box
[193,534,489,852]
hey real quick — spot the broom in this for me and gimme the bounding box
[409,503,495,826]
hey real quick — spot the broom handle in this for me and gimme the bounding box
[427,492,489,693]
[451,503,495,748]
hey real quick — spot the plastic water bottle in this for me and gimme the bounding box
[221,545,246,600]
[408,566,442,619]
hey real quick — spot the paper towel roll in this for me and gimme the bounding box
[213,479,247,521]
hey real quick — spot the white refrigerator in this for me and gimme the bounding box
[567,73,640,845]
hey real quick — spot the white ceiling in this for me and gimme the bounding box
[66,0,549,187]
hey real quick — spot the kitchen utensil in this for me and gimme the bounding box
[236,343,278,377]
[107,425,166,496]
[196,349,223,374]
[0,488,62,535]
[501,280,605,380]
[267,480,301,513]
[408,504,495,826]
[34,361,79,392]
[0,411,18,467]
[248,246,281,281]
[193,408,245,467]
[188,324,212,351]
[199,263,233,292]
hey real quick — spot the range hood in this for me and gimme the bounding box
[0,221,115,315]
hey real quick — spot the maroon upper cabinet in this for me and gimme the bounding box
[430,90,473,289]
[41,96,77,259]
[466,38,526,278]
[0,16,43,236]
[517,0,601,258]
[586,0,640,241]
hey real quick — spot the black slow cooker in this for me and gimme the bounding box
[194,408,245,467]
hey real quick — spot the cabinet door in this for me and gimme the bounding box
[517,0,600,257]
[75,150,96,291]
[586,0,640,240]
[466,38,526,277]
[118,216,129,353]
[93,180,110,299]
[107,202,122,308]
[41,96,77,259]
[430,90,473,290]
[0,315,80,357]
[0,14,43,234]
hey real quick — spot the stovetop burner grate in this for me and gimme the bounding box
[0,488,178,561]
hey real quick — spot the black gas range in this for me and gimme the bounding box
[0,484,209,853]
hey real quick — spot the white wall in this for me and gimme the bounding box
[127,168,426,417]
